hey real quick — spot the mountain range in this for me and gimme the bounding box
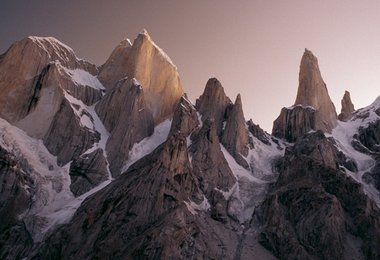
[0,30,379,259]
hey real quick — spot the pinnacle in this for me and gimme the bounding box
[139,28,151,38]
[235,94,242,106]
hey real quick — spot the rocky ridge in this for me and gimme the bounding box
[0,33,379,260]
[99,29,184,124]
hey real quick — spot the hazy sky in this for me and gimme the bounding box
[1,0,380,131]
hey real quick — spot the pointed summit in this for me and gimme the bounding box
[98,30,183,124]
[221,94,251,169]
[294,49,337,132]
[273,49,338,142]
[139,28,150,37]
[338,90,355,121]
[196,78,232,136]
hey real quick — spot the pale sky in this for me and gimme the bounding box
[1,0,380,131]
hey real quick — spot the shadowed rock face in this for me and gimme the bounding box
[338,90,355,121]
[33,129,204,259]
[259,131,380,260]
[0,146,34,259]
[196,78,232,136]
[273,49,337,142]
[190,118,237,223]
[96,78,155,176]
[43,98,100,166]
[168,95,199,137]
[99,30,184,124]
[32,105,247,260]
[247,119,271,145]
[221,94,252,169]
[69,148,109,196]
[272,105,316,142]
[190,119,236,195]
[355,117,380,192]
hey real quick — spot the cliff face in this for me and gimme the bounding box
[295,49,338,131]
[95,78,155,176]
[195,77,232,136]
[0,35,380,260]
[0,36,97,123]
[99,30,184,124]
[273,49,338,142]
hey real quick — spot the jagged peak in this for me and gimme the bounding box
[235,93,242,107]
[134,29,175,67]
[338,90,355,122]
[342,90,354,109]
[203,78,227,96]
[303,48,315,56]
[139,28,150,37]
[118,38,133,48]
[25,36,75,54]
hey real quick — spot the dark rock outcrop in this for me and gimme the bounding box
[259,131,380,259]
[196,78,232,136]
[190,119,236,195]
[69,149,109,196]
[0,146,34,259]
[247,119,271,145]
[338,90,355,121]
[362,157,380,192]
[272,105,316,142]
[190,118,236,223]
[357,119,380,153]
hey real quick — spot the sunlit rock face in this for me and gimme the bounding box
[294,49,338,131]
[0,36,97,124]
[99,30,184,124]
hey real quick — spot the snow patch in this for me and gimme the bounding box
[122,119,172,172]
[64,68,105,90]
[287,104,316,110]
[0,118,73,242]
[63,91,112,178]
[39,179,112,239]
[219,135,284,223]
[330,96,380,207]
[184,196,210,215]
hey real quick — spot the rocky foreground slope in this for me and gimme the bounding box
[0,32,379,259]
